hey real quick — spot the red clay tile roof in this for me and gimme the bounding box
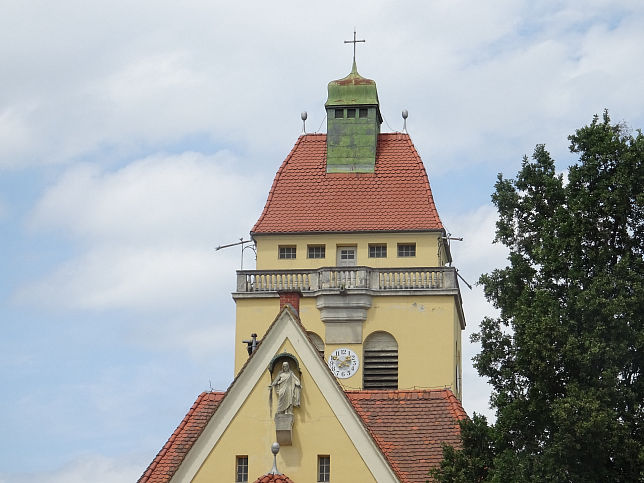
[347,389,467,483]
[252,133,444,234]
[253,474,295,483]
[139,388,465,483]
[138,391,225,483]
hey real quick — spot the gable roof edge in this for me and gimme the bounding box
[169,306,400,483]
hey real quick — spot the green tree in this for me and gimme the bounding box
[432,112,643,482]
[429,414,495,482]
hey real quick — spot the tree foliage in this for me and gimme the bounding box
[429,413,495,482]
[433,112,643,482]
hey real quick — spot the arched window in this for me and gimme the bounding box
[307,331,325,358]
[363,331,398,390]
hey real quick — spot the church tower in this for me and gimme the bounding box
[234,61,465,400]
[140,50,469,483]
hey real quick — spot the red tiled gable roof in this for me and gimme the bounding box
[138,391,225,483]
[347,389,467,483]
[139,388,465,483]
[252,133,444,234]
[253,474,295,483]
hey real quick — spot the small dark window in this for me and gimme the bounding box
[308,245,326,259]
[369,244,387,258]
[347,108,356,118]
[236,456,248,482]
[397,243,416,257]
[279,246,296,259]
[359,108,368,118]
[318,455,330,482]
[335,109,344,118]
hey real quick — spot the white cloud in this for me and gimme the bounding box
[3,0,644,476]
[2,1,642,171]
[443,204,508,420]
[18,151,264,312]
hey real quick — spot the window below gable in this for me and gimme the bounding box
[236,455,248,482]
[317,455,330,482]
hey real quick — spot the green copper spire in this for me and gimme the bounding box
[325,56,382,173]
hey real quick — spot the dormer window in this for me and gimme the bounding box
[347,108,356,118]
[335,109,344,118]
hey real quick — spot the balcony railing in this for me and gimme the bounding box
[236,266,457,293]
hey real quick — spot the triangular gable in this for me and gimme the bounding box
[170,306,400,482]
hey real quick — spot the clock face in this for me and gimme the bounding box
[328,348,359,379]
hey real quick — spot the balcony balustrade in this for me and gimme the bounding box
[236,266,458,294]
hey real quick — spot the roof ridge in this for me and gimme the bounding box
[443,389,468,421]
[345,388,456,396]
[402,134,444,230]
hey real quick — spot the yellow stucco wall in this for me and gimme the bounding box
[194,340,378,483]
[454,307,463,400]
[235,294,460,394]
[254,232,446,270]
[235,297,324,372]
[235,230,462,397]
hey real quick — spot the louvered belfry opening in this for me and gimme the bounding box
[363,331,398,390]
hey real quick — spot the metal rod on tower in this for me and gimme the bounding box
[215,238,255,270]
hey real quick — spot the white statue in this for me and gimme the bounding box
[271,361,301,415]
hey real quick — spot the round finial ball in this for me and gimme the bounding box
[301,111,308,121]
[402,109,408,119]
[271,442,280,455]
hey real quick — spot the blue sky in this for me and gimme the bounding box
[2,1,644,481]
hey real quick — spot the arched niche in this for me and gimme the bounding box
[268,352,301,380]
[307,331,325,358]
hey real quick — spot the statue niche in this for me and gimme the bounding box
[268,353,302,445]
